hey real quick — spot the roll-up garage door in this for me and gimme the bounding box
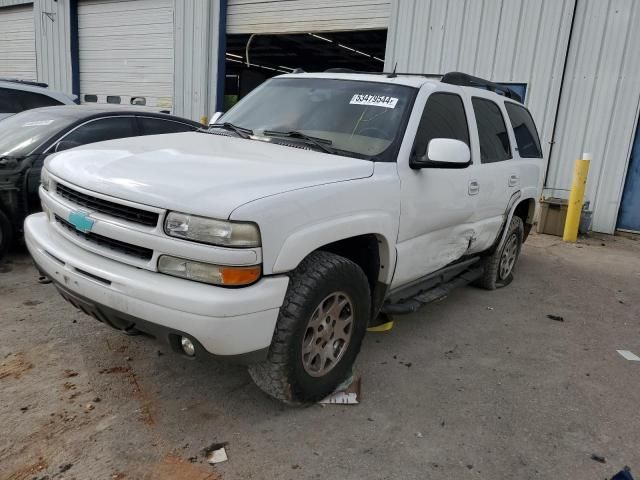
[78,0,174,111]
[0,4,36,80]
[227,0,391,34]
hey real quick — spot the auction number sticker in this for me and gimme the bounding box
[350,94,398,109]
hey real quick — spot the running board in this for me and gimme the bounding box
[382,266,484,315]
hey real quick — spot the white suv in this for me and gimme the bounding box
[0,79,76,121]
[25,71,544,404]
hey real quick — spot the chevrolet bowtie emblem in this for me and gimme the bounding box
[68,211,95,233]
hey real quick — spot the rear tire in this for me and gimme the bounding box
[0,209,13,260]
[248,251,370,404]
[476,216,524,290]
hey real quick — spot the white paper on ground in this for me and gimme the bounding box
[319,376,361,405]
[206,447,228,464]
[617,350,640,361]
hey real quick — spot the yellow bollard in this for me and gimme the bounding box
[200,116,208,126]
[563,153,591,242]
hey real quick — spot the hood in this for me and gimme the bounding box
[45,132,374,218]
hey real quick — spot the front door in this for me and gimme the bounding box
[393,90,475,288]
[617,116,640,232]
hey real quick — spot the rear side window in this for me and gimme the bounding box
[413,92,469,156]
[505,103,542,158]
[0,87,63,114]
[63,117,137,146]
[139,117,197,135]
[472,98,512,163]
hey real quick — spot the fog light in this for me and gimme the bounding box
[181,337,196,356]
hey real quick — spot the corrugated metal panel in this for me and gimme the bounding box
[546,0,640,234]
[77,0,174,110]
[385,0,576,168]
[173,0,221,121]
[0,3,36,80]
[227,0,391,34]
[34,0,73,94]
[0,0,32,7]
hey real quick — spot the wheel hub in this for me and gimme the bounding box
[301,292,354,377]
[499,233,518,280]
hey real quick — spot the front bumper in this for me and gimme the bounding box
[25,213,289,358]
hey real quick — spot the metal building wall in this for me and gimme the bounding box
[227,0,391,34]
[0,0,32,7]
[33,0,73,95]
[384,0,576,167]
[545,0,640,234]
[174,0,223,121]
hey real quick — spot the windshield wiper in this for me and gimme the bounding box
[208,122,253,139]
[263,130,336,155]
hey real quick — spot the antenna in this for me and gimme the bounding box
[387,62,398,78]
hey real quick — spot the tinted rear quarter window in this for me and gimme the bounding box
[139,117,196,135]
[0,87,63,113]
[413,92,470,156]
[472,97,512,163]
[504,103,542,158]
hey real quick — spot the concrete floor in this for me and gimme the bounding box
[1,232,639,480]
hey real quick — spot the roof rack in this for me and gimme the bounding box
[0,78,49,88]
[319,68,522,102]
[440,72,522,102]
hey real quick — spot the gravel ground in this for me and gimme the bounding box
[1,232,639,480]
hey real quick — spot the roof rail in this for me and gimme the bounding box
[0,78,49,88]
[318,69,522,101]
[441,72,522,102]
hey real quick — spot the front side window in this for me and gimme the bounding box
[63,117,137,146]
[504,103,542,158]
[219,78,417,161]
[472,97,512,163]
[413,92,469,157]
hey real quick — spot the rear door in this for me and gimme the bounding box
[464,95,518,253]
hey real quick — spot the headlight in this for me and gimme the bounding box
[164,212,260,247]
[158,255,261,286]
[41,168,51,191]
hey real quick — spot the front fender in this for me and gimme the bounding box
[272,212,397,284]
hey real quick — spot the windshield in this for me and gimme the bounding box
[0,109,74,158]
[219,77,416,161]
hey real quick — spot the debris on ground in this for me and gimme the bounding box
[612,466,635,480]
[59,463,73,473]
[63,369,78,378]
[590,453,606,463]
[547,314,565,322]
[416,432,423,438]
[617,350,640,362]
[319,375,361,405]
[202,442,228,464]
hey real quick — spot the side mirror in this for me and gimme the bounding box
[55,140,81,153]
[208,112,224,126]
[410,138,471,169]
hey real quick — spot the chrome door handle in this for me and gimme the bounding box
[468,180,480,195]
[509,174,519,187]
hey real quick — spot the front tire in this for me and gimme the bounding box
[476,216,524,290]
[248,251,371,404]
